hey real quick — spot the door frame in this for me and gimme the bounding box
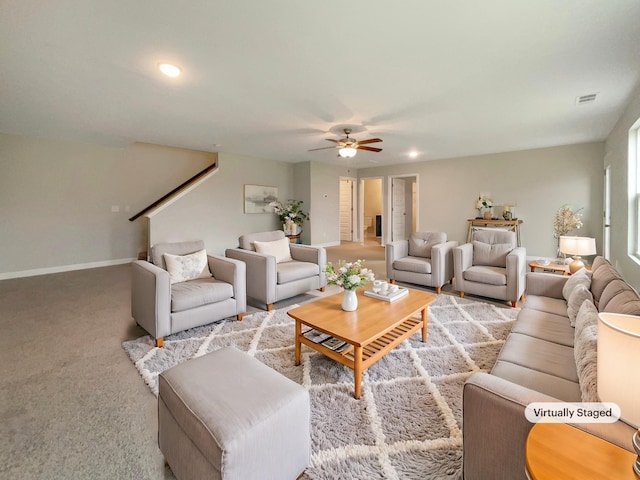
[339,176,357,242]
[387,174,419,244]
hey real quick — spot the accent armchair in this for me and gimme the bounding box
[386,232,458,294]
[453,230,526,307]
[225,231,326,311]
[131,240,246,347]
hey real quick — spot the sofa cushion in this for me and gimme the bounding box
[276,261,319,284]
[496,332,578,382]
[574,301,600,402]
[408,232,446,258]
[463,265,507,286]
[393,256,432,274]
[171,278,234,313]
[472,241,513,267]
[163,249,212,285]
[561,268,591,301]
[591,255,612,273]
[590,263,622,305]
[522,294,568,317]
[600,279,640,315]
[567,284,594,327]
[491,360,581,402]
[254,237,293,263]
[511,308,574,347]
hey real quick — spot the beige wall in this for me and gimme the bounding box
[605,82,640,288]
[0,135,214,277]
[358,142,604,258]
[149,152,295,255]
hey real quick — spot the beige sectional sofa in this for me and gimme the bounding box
[462,256,638,480]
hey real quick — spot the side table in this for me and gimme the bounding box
[525,423,637,479]
[286,233,301,244]
[528,261,568,275]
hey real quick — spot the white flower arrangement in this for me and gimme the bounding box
[475,196,493,209]
[269,199,309,225]
[324,259,375,291]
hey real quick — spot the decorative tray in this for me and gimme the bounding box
[364,287,409,302]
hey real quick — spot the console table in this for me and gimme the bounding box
[466,218,523,246]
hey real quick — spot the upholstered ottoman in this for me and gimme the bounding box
[158,346,310,480]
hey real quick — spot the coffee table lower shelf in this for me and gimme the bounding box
[296,316,424,398]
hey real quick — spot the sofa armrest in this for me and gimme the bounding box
[386,241,409,281]
[290,244,327,287]
[208,255,246,313]
[506,246,526,302]
[431,240,458,287]
[225,248,276,304]
[525,272,567,299]
[463,372,561,480]
[453,243,473,292]
[131,260,171,339]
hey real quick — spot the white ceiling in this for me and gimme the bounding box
[1,0,639,167]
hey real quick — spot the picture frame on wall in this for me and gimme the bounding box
[243,184,278,213]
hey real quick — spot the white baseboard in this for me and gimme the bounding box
[315,241,341,248]
[0,258,137,280]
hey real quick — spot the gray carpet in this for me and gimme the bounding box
[123,294,518,479]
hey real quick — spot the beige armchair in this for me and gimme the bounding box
[453,230,526,307]
[225,231,326,311]
[386,232,458,293]
[131,240,246,347]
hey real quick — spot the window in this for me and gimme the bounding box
[631,122,640,259]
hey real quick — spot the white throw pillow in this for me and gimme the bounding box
[567,284,594,327]
[254,237,292,263]
[562,268,591,301]
[163,249,212,284]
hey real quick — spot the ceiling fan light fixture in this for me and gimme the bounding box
[339,147,357,158]
[158,63,181,77]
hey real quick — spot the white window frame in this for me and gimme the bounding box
[630,123,640,261]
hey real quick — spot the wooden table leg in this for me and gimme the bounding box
[353,345,363,399]
[421,308,428,342]
[295,320,301,366]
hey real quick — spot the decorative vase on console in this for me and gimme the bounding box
[483,210,492,220]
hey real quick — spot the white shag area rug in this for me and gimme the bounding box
[123,294,517,479]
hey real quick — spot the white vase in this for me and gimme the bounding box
[341,289,358,312]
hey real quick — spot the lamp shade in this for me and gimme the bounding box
[338,147,357,158]
[597,312,640,428]
[558,236,597,256]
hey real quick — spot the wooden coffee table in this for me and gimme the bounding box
[288,288,435,399]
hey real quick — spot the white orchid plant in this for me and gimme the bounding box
[475,196,493,210]
[324,259,375,291]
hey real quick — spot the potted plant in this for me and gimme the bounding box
[476,196,493,219]
[269,199,309,235]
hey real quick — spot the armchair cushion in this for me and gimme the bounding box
[408,232,446,258]
[393,257,432,274]
[277,262,320,284]
[472,241,513,267]
[163,249,212,284]
[253,237,292,263]
[463,265,507,286]
[171,278,234,313]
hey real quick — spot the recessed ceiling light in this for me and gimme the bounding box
[409,151,418,158]
[158,63,181,77]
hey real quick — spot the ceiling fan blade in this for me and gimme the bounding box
[357,146,383,152]
[355,138,383,145]
[324,138,340,143]
[308,146,338,152]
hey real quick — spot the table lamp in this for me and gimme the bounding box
[559,236,597,274]
[597,312,640,477]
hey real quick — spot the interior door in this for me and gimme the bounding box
[339,179,354,241]
[391,178,407,241]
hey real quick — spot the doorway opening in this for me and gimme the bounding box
[360,177,383,246]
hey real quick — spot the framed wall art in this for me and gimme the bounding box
[243,184,278,213]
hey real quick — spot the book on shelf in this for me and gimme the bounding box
[363,287,409,302]
[303,328,331,344]
[321,337,349,352]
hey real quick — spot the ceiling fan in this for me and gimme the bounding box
[308,128,382,158]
